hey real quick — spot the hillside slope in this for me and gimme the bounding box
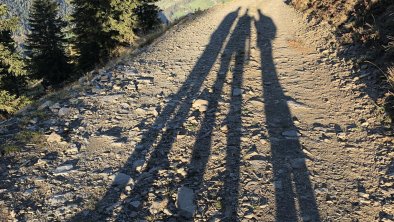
[158,0,232,21]
[0,0,69,32]
[0,0,392,221]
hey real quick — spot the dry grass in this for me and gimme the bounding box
[388,66,394,88]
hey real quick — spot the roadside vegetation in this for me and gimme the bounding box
[0,0,161,119]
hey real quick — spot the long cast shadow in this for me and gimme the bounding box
[180,11,251,221]
[71,8,240,221]
[221,11,251,221]
[255,10,321,221]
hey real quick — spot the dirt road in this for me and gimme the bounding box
[1,0,393,221]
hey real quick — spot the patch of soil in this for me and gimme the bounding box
[292,0,394,120]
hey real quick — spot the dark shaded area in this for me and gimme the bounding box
[71,8,240,221]
[255,10,321,221]
[180,11,251,221]
[97,127,128,143]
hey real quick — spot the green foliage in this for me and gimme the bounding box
[0,90,30,114]
[0,0,69,36]
[0,4,28,114]
[26,0,72,85]
[135,0,161,34]
[15,130,45,144]
[71,0,118,70]
[107,0,139,43]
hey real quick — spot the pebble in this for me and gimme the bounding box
[282,130,300,138]
[53,164,74,175]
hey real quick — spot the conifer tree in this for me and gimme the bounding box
[134,0,161,34]
[107,0,139,44]
[71,0,115,71]
[26,0,71,85]
[0,4,26,96]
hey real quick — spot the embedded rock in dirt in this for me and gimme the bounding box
[177,186,195,218]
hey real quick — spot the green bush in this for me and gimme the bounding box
[0,90,31,114]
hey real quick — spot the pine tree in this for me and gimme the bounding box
[134,0,161,34]
[0,4,26,96]
[107,0,139,44]
[26,0,71,85]
[71,0,116,70]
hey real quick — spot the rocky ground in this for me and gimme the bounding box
[0,0,393,221]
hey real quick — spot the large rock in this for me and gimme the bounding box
[192,99,209,112]
[176,186,195,218]
[111,173,134,186]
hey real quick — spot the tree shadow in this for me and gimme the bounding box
[255,10,321,221]
[71,8,241,221]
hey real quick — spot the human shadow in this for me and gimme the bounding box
[255,10,321,221]
[71,8,240,221]
[180,11,251,221]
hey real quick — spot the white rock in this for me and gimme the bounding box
[65,147,79,155]
[53,164,74,175]
[132,160,145,172]
[111,173,134,186]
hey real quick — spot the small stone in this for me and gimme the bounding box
[65,147,79,155]
[150,198,169,214]
[233,88,243,96]
[192,99,209,112]
[125,186,133,192]
[38,101,53,111]
[176,168,187,177]
[177,186,195,218]
[34,159,47,166]
[47,132,62,143]
[111,173,134,186]
[58,107,71,117]
[53,164,74,175]
[220,125,228,132]
[132,160,145,172]
[282,130,300,138]
[113,85,121,90]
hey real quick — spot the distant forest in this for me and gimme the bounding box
[0,0,70,34]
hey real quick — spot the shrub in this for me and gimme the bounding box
[0,90,31,114]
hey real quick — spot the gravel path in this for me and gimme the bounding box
[1,0,393,221]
